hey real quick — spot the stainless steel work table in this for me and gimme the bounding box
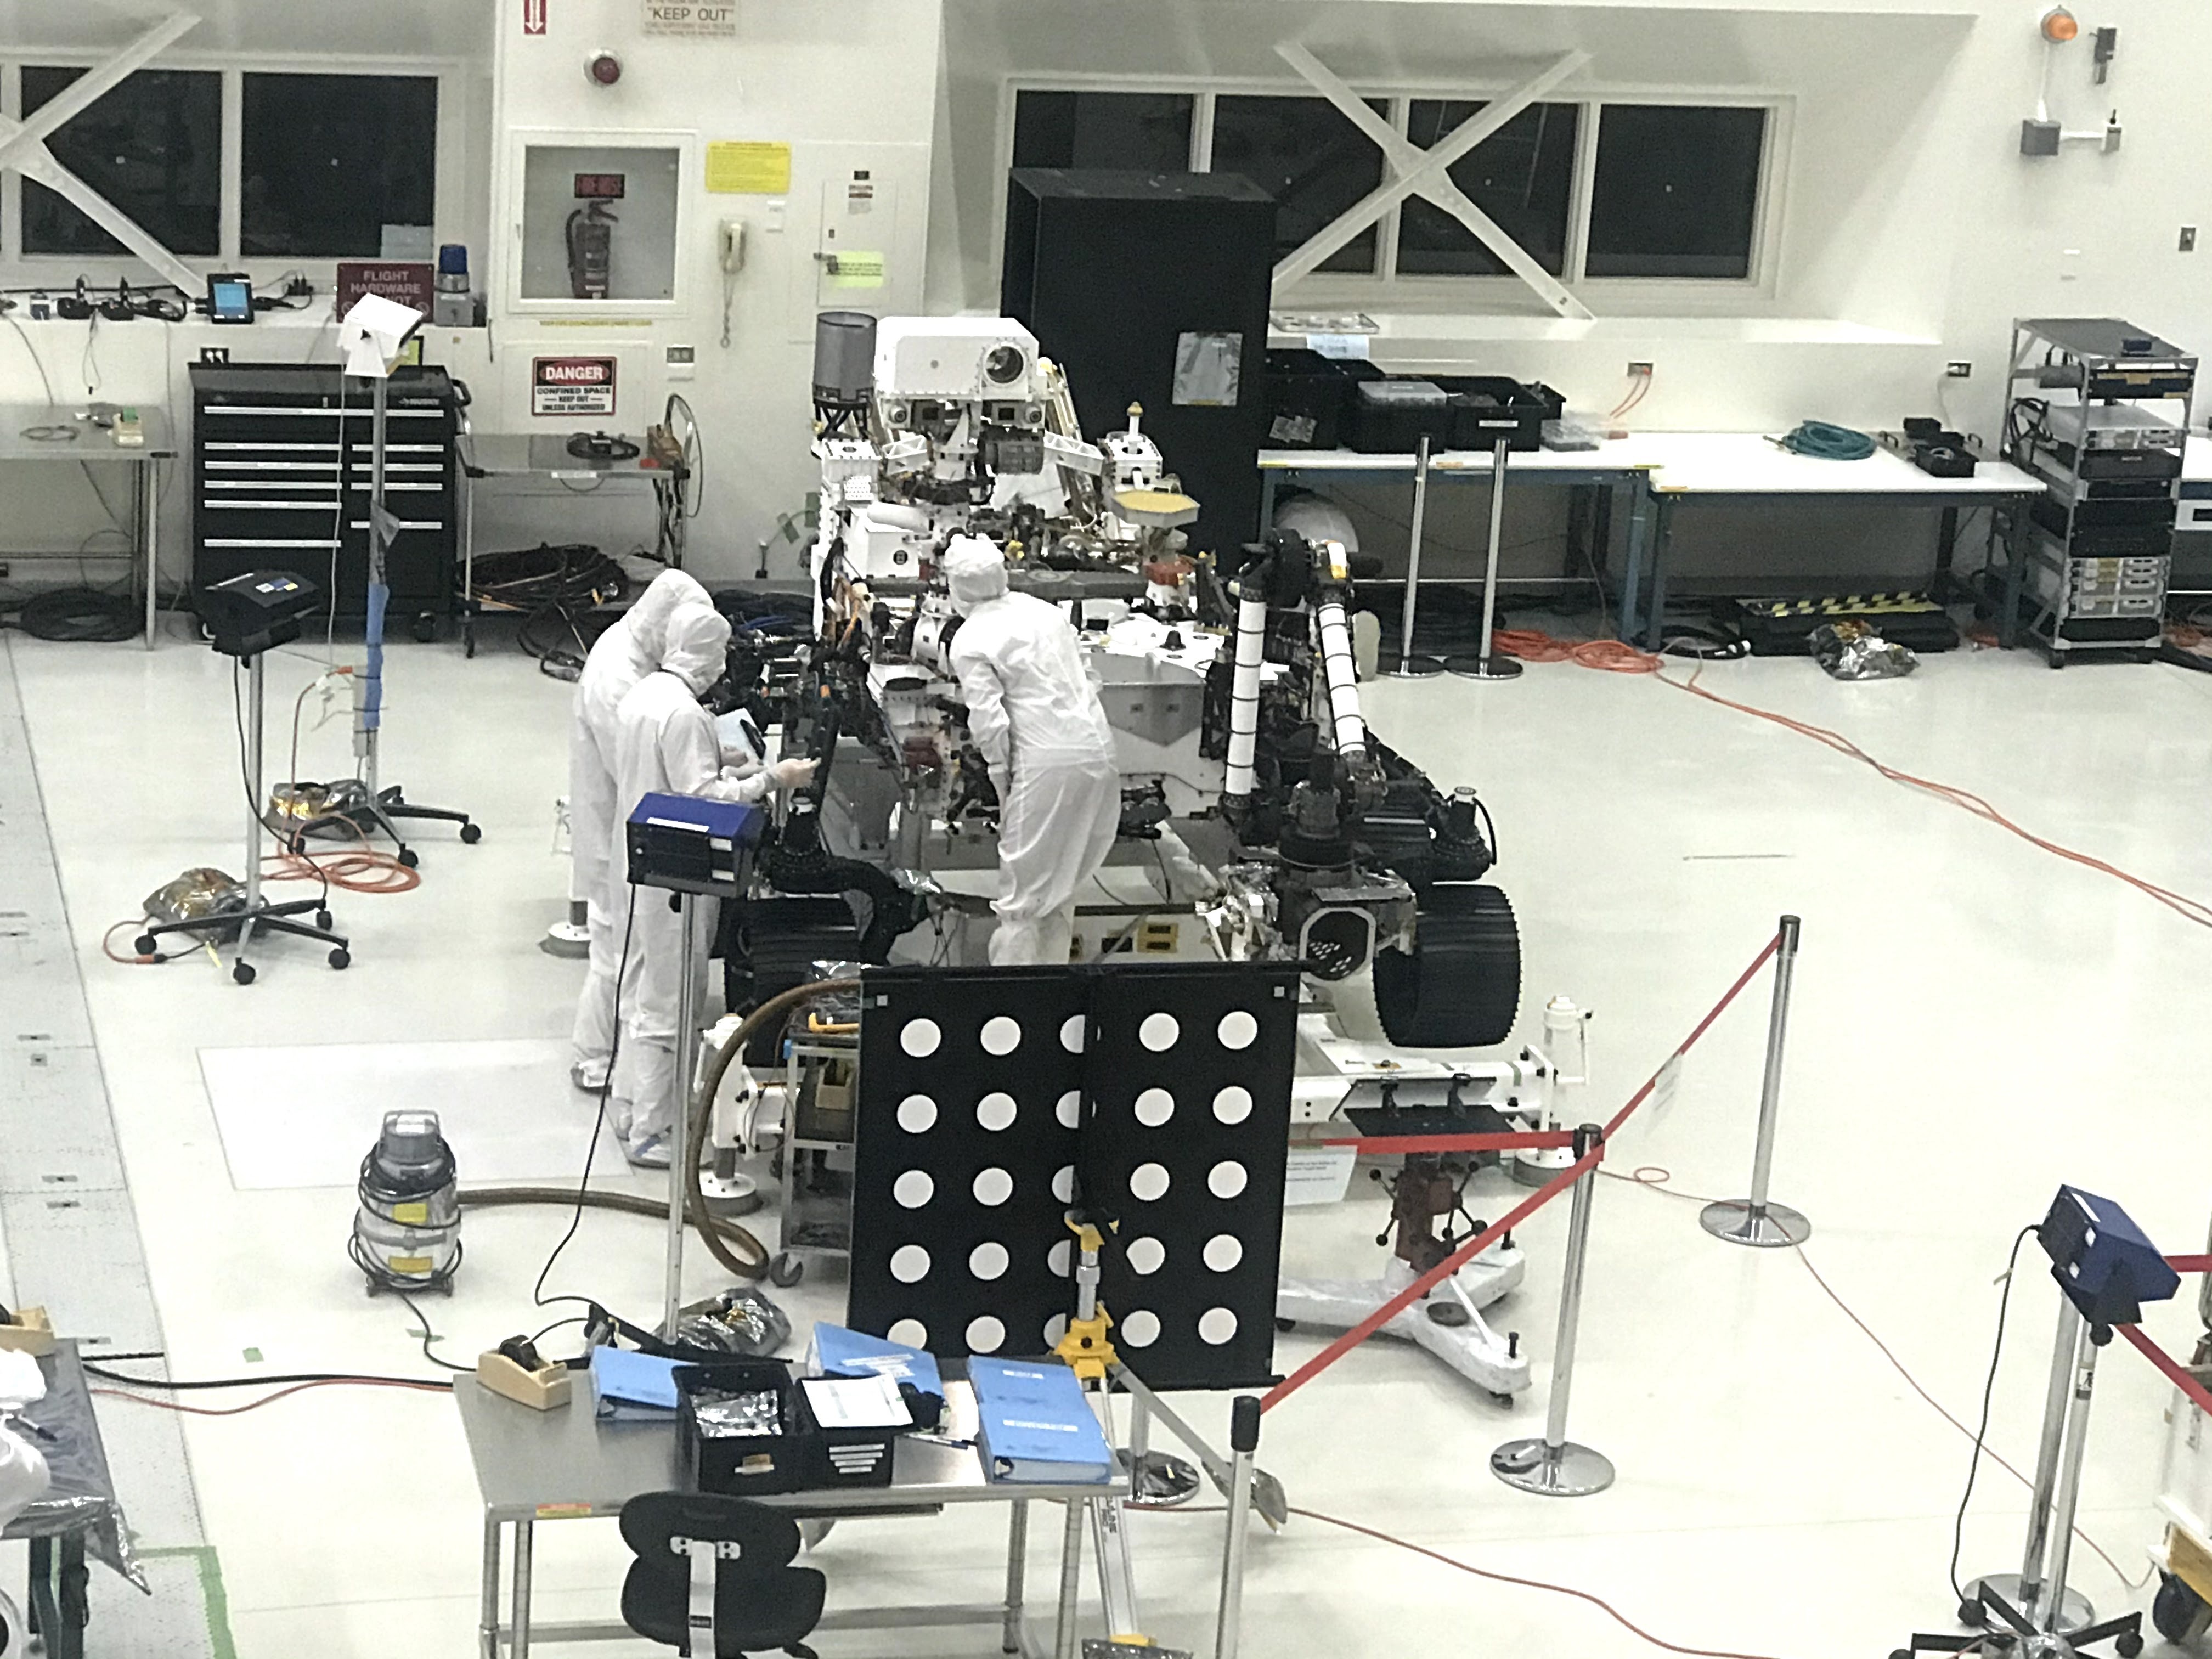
[0,404,175,647]
[456,1372,1127,1657]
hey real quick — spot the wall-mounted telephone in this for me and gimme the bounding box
[719,218,746,348]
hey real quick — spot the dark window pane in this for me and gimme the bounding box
[241,74,438,258]
[1586,105,1765,279]
[1013,91,1193,172]
[1397,100,1578,278]
[21,67,221,257]
[1211,95,1387,275]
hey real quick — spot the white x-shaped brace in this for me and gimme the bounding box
[0,10,204,295]
[1274,41,1594,320]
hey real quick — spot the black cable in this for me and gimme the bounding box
[15,588,136,642]
[1949,1224,2040,1606]
[85,1362,452,1391]
[393,1289,474,1373]
[533,886,639,1308]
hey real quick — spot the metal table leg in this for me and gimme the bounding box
[1932,504,1961,602]
[1617,481,1652,644]
[512,1517,534,1659]
[57,1532,86,1659]
[139,457,160,649]
[1003,1499,1029,1654]
[1643,492,1680,651]
[1054,1499,1084,1659]
[481,1513,503,1659]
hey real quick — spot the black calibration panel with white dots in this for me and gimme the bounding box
[848,961,1300,1393]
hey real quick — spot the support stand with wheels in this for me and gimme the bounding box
[306,321,478,867]
[1446,440,1523,680]
[1894,1296,2143,1659]
[137,642,351,983]
[1387,436,1444,677]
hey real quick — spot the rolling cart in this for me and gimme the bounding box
[770,1029,857,1289]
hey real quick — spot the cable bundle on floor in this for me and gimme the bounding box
[11,588,138,642]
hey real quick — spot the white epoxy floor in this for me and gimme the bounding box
[9,617,2212,1659]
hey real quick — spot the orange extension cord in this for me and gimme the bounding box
[1476,628,2212,933]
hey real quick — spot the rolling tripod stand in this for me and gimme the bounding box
[138,578,351,984]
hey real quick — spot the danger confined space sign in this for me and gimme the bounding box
[532,356,618,418]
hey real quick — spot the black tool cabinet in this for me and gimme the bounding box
[189,363,460,638]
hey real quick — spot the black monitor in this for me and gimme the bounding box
[206,273,255,325]
[200,569,319,657]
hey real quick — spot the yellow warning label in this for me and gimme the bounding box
[535,1503,594,1520]
[707,141,791,195]
[387,1255,434,1274]
[392,1201,430,1226]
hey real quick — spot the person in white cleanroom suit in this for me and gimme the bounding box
[944,536,1121,966]
[568,569,713,1092]
[607,599,817,1166]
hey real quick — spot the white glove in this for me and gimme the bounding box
[770,757,819,789]
[720,743,761,772]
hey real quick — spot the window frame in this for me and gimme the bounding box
[994,77,1793,313]
[0,49,466,285]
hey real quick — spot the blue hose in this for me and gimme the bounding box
[1779,420,1876,461]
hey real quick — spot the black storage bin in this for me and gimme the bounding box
[1434,376,1561,453]
[1344,380,1452,453]
[676,1362,900,1496]
[1263,351,1379,450]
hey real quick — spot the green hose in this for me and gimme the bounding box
[1779,421,1876,461]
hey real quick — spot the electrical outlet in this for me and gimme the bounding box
[199,346,229,365]
[1945,361,1973,379]
[2182,226,2198,253]
[1627,360,1654,376]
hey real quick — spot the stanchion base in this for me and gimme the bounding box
[1118,1450,1201,1509]
[1443,654,1524,680]
[540,921,590,959]
[1700,1199,1811,1249]
[1962,1575,2094,1635]
[1388,655,1446,678]
[1489,1438,1614,1496]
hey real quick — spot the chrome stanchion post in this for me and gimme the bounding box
[1964,1296,2096,1633]
[1215,1396,1260,1659]
[1702,915,1813,1248]
[1390,435,1443,676]
[1449,437,1523,680]
[663,893,699,1338]
[1491,1125,1615,1496]
[2036,1317,2103,1634]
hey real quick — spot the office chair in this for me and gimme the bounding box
[619,1491,825,1658]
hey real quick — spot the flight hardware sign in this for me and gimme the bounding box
[643,1,736,36]
[532,356,618,417]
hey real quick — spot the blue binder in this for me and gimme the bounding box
[969,1358,1115,1485]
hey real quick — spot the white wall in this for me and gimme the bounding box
[3,0,2211,596]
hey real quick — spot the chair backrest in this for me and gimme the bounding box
[618,1491,826,1658]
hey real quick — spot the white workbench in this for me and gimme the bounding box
[1259,434,2046,646]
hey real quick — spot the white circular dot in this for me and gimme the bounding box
[896,1094,937,1133]
[969,1242,1009,1281]
[1126,1237,1166,1275]
[973,1166,1014,1206]
[1138,1012,1180,1052]
[888,1318,928,1348]
[1122,1310,1161,1347]
[977,1091,1018,1132]
[1056,1090,1081,1129]
[1199,1307,1238,1346]
[893,1170,934,1209]
[1203,1234,1244,1273]
[1043,1313,1068,1347]
[1047,1239,1073,1278]
[1052,1165,1075,1204]
[900,1018,941,1058]
[1208,1160,1249,1200]
[1060,1015,1086,1054]
[980,1015,1023,1056]
[1213,1086,1252,1125]
[1218,1010,1259,1051]
[890,1244,930,1283]
[1134,1088,1175,1127]
[1130,1163,1171,1202]
[966,1315,1006,1353]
